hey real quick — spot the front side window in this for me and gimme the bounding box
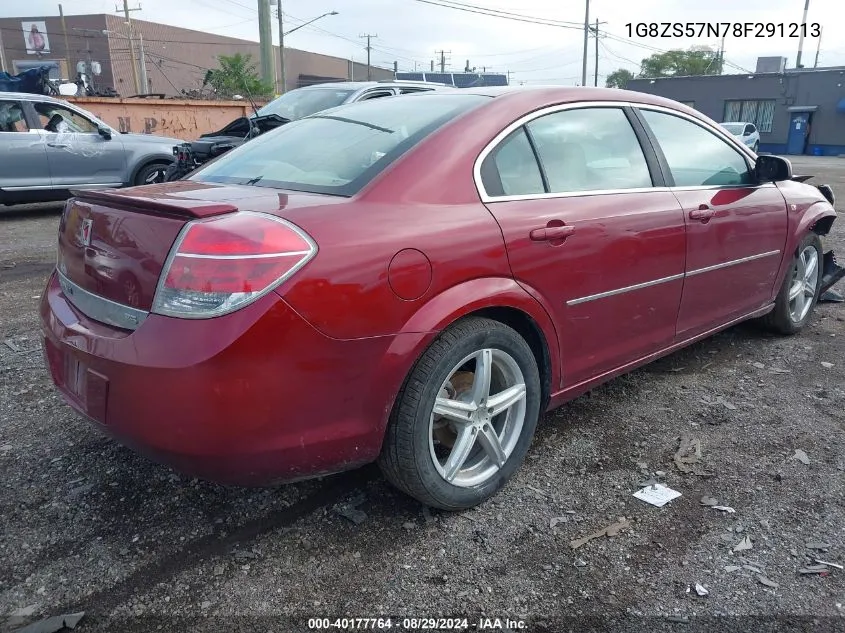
[194,94,489,196]
[641,109,753,187]
[33,103,97,133]
[0,101,28,132]
[525,107,653,193]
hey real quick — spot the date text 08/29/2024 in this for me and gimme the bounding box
[306,618,527,630]
[625,22,821,39]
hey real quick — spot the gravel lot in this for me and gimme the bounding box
[2,157,845,633]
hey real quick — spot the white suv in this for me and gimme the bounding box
[720,121,760,153]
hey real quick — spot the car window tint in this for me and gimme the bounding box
[481,128,544,197]
[525,107,652,193]
[359,90,394,100]
[0,101,28,132]
[34,103,97,133]
[193,93,489,197]
[641,109,753,187]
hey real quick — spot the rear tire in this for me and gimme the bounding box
[378,317,541,511]
[759,233,822,334]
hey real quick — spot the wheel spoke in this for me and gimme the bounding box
[793,291,805,319]
[443,426,477,482]
[477,423,507,468]
[433,397,475,424]
[804,252,818,283]
[470,349,493,405]
[486,383,527,417]
[789,281,803,301]
[804,281,815,297]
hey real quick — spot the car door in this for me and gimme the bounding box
[30,100,126,188]
[478,104,686,387]
[635,107,788,340]
[0,99,53,192]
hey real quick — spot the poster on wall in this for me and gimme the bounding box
[22,21,50,55]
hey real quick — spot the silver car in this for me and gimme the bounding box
[0,92,183,206]
[254,80,453,121]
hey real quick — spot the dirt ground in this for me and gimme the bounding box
[2,156,844,633]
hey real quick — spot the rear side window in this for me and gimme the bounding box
[640,109,753,187]
[0,101,28,132]
[526,107,652,193]
[193,94,489,197]
[480,128,544,197]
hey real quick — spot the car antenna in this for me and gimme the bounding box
[239,77,260,138]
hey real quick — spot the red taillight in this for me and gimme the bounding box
[151,212,316,318]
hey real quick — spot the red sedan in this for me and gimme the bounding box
[40,87,840,510]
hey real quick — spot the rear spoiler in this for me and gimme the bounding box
[68,185,238,219]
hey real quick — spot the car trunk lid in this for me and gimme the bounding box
[55,181,342,323]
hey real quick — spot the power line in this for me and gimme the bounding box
[411,0,584,30]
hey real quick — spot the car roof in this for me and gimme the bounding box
[0,91,61,103]
[298,81,452,91]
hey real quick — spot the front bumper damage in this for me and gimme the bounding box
[819,250,845,303]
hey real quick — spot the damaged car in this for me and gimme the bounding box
[164,80,451,181]
[40,87,843,510]
[0,92,183,206]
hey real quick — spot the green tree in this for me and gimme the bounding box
[204,53,274,98]
[638,47,722,78]
[605,68,634,89]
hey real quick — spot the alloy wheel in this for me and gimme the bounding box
[428,348,527,488]
[788,245,819,323]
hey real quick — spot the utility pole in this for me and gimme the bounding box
[275,0,285,93]
[257,0,275,86]
[119,0,142,94]
[813,25,823,68]
[137,31,148,92]
[0,24,7,73]
[717,33,726,74]
[581,0,589,86]
[360,34,377,80]
[59,4,71,77]
[795,0,810,68]
[435,50,450,73]
[507,70,513,85]
[593,18,599,86]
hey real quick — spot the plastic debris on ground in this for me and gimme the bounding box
[793,449,811,465]
[633,483,682,508]
[699,495,735,513]
[694,582,709,596]
[569,517,630,550]
[733,536,753,552]
[757,575,779,588]
[673,435,713,476]
[13,612,85,633]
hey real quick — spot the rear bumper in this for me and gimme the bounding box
[39,271,398,485]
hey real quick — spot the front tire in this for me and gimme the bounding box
[378,317,542,510]
[760,233,823,334]
[133,162,169,186]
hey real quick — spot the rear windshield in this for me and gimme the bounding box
[255,87,355,120]
[192,94,490,196]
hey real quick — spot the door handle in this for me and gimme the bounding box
[689,205,715,221]
[529,225,575,241]
[47,142,69,148]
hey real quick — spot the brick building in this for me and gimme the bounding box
[0,13,392,97]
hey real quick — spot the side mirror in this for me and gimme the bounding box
[755,155,792,183]
[97,125,112,140]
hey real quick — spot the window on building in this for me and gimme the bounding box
[679,101,695,109]
[723,99,775,133]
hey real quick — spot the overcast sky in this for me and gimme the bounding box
[5,0,843,85]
